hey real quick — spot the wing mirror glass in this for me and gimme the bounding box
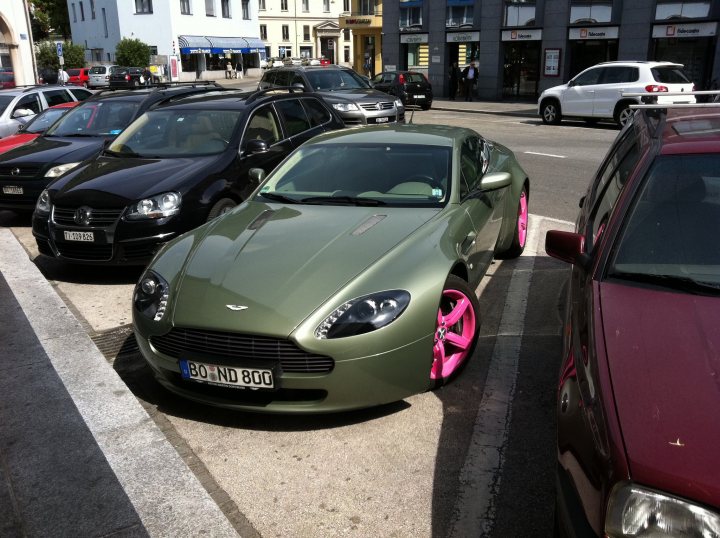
[248,167,266,184]
[545,230,589,267]
[480,172,512,191]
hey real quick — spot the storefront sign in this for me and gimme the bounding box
[568,26,619,40]
[652,21,717,38]
[345,18,372,24]
[446,31,480,43]
[186,48,212,54]
[400,34,428,44]
[543,48,560,77]
[502,29,542,41]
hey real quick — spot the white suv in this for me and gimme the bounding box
[538,61,695,127]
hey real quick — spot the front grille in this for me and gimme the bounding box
[0,165,42,178]
[360,102,395,111]
[151,328,335,373]
[56,242,113,261]
[53,206,124,227]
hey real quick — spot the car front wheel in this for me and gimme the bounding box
[207,197,236,221]
[541,101,562,125]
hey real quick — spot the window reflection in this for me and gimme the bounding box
[505,1,535,27]
[655,1,710,20]
[570,1,612,24]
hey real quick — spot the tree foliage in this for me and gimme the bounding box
[36,41,85,70]
[30,0,71,39]
[115,38,151,67]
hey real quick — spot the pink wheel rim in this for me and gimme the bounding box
[517,190,528,248]
[430,289,477,380]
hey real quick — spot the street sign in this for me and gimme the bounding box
[56,42,63,57]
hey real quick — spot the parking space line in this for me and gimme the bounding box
[524,151,567,158]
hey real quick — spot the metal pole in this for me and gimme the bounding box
[22,0,38,84]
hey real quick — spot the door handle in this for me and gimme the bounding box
[461,231,476,254]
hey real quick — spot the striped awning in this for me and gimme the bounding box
[178,35,212,53]
[179,35,265,54]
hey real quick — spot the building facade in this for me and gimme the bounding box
[0,0,36,85]
[67,0,263,80]
[381,0,720,100]
[340,0,383,75]
[259,0,354,65]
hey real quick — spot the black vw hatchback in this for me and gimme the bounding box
[32,89,344,265]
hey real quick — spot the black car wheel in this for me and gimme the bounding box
[207,198,236,221]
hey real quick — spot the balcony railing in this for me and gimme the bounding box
[340,10,382,16]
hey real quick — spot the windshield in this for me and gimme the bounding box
[25,107,72,134]
[0,95,14,117]
[609,154,720,292]
[46,100,140,137]
[256,143,452,207]
[107,109,241,157]
[305,70,370,91]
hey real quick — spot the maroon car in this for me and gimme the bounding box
[546,103,720,537]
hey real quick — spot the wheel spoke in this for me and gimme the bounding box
[431,340,446,378]
[445,330,471,351]
[443,296,468,326]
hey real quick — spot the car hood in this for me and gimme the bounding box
[171,202,437,337]
[316,88,397,103]
[50,155,215,204]
[0,133,37,155]
[600,281,720,508]
[0,135,106,167]
[540,83,568,97]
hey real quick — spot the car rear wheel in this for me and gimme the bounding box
[614,102,634,127]
[207,197,236,221]
[430,275,480,385]
[496,184,529,259]
[541,100,562,125]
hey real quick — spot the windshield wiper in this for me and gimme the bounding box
[609,271,720,296]
[257,191,298,204]
[300,196,386,206]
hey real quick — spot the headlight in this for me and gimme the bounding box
[45,162,81,178]
[395,98,404,108]
[125,192,181,220]
[133,271,169,321]
[314,290,410,339]
[605,482,720,537]
[35,189,51,215]
[331,102,359,112]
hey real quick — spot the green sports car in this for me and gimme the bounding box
[133,124,530,413]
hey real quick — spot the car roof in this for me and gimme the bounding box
[270,65,350,71]
[151,88,322,111]
[303,124,473,147]
[596,60,684,68]
[0,85,72,96]
[88,83,222,102]
[655,108,720,155]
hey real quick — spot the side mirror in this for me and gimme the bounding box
[244,139,269,155]
[12,108,35,119]
[545,230,589,266]
[480,172,512,191]
[567,80,576,88]
[248,168,266,184]
[292,83,306,90]
[17,123,26,132]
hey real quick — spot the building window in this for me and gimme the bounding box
[79,1,85,20]
[90,0,95,19]
[181,0,191,14]
[242,0,250,18]
[343,0,349,11]
[655,1,710,20]
[399,6,422,28]
[206,0,215,16]
[281,0,288,10]
[282,25,290,40]
[259,0,266,9]
[344,46,350,62]
[303,25,310,41]
[569,1,611,24]
[446,4,473,28]
[136,0,153,13]
[300,45,312,58]
[323,0,330,11]
[504,1,535,27]
[222,0,231,16]
[343,28,350,40]
[102,7,108,36]
[360,0,374,15]
[302,0,309,11]
[72,3,77,22]
[260,25,267,40]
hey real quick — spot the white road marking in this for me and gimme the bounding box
[524,151,567,158]
[448,215,542,537]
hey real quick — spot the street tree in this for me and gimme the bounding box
[29,0,71,39]
[36,41,85,70]
[116,38,151,68]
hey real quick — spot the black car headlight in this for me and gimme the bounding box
[314,290,410,339]
[605,482,720,537]
[133,271,170,321]
[35,189,52,215]
[125,192,181,220]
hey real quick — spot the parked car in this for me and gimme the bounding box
[130,123,530,412]
[109,67,145,89]
[0,71,14,89]
[0,83,220,212]
[32,88,345,265]
[259,66,405,126]
[0,85,93,138]
[282,57,303,66]
[265,57,283,69]
[371,70,433,110]
[0,101,79,155]
[301,58,321,66]
[67,67,90,87]
[88,64,119,89]
[546,101,720,536]
[538,61,695,127]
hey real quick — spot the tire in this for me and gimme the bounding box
[541,100,562,125]
[496,184,529,259]
[207,197,236,221]
[133,79,140,88]
[421,103,431,111]
[614,102,634,127]
[430,275,480,386]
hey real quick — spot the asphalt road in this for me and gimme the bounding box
[0,109,619,537]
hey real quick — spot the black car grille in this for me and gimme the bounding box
[0,165,42,178]
[56,243,113,261]
[360,102,395,111]
[151,328,335,374]
[53,206,124,227]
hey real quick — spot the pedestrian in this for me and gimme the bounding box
[225,61,233,79]
[449,61,462,101]
[40,66,58,84]
[461,60,478,102]
[59,68,69,85]
[236,58,243,79]
[143,66,152,86]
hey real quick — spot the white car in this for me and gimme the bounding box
[282,57,303,66]
[538,61,695,127]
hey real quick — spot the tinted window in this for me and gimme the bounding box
[68,88,93,101]
[406,73,425,83]
[651,67,691,84]
[302,98,331,127]
[47,100,141,136]
[305,69,368,90]
[275,99,311,137]
[601,66,639,84]
[274,70,293,86]
[42,89,73,106]
[261,70,276,86]
[573,67,602,86]
[459,136,483,197]
[67,69,81,77]
[25,107,71,134]
[89,66,107,74]
[243,106,281,145]
[13,94,41,115]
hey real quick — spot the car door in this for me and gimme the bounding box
[592,66,639,118]
[561,66,603,117]
[8,93,42,131]
[239,104,293,189]
[273,97,327,148]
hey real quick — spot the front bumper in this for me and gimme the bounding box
[339,108,405,126]
[0,177,49,211]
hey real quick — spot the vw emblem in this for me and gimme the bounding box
[74,206,92,226]
[226,305,248,311]
[10,167,20,176]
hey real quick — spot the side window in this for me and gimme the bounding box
[459,137,482,198]
[13,94,41,116]
[601,66,638,85]
[301,98,331,127]
[261,70,275,87]
[68,88,93,101]
[586,129,635,209]
[42,89,73,107]
[573,67,602,86]
[274,71,293,87]
[275,99,311,137]
[242,106,281,146]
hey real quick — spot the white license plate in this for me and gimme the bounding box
[414,94,425,99]
[63,230,94,242]
[180,359,275,390]
[2,186,23,195]
[375,117,389,123]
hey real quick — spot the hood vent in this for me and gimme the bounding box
[352,214,387,236]
[248,209,276,231]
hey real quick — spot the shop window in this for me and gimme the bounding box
[282,25,290,41]
[569,1,611,24]
[400,6,423,29]
[205,0,215,16]
[407,43,428,68]
[655,1,710,20]
[260,25,268,40]
[446,4,473,28]
[504,1,535,27]
[181,0,191,14]
[281,0,288,10]
[136,0,153,13]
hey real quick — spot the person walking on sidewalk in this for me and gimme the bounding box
[236,58,243,79]
[461,61,478,102]
[449,61,462,101]
[225,61,233,79]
